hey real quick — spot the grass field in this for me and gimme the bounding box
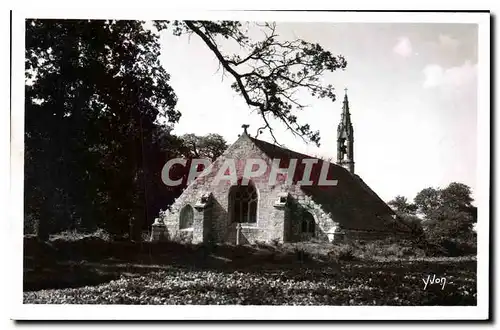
[23,238,477,305]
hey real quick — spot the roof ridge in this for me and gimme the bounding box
[249,136,335,164]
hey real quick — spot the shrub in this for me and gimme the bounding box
[398,214,425,237]
[91,228,112,241]
[383,243,425,258]
[423,237,477,257]
[328,244,357,261]
[337,245,357,261]
[49,228,112,242]
[50,229,84,242]
[341,239,426,260]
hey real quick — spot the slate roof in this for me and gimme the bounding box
[249,137,410,232]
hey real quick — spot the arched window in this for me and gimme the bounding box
[230,182,258,223]
[179,205,194,229]
[301,211,315,236]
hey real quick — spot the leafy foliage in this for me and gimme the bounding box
[414,187,442,218]
[25,19,183,239]
[390,182,476,246]
[180,133,228,161]
[328,243,357,261]
[388,195,417,215]
[415,182,476,241]
[49,228,112,242]
[397,214,425,237]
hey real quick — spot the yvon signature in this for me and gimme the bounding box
[423,274,447,290]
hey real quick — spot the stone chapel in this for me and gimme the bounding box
[151,91,411,244]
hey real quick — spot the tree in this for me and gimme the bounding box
[388,195,417,216]
[413,182,476,241]
[414,187,441,218]
[398,213,425,238]
[157,20,347,146]
[423,206,475,240]
[180,133,228,161]
[440,182,474,211]
[25,19,179,239]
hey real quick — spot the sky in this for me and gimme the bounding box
[157,22,478,203]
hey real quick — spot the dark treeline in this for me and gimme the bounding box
[388,182,477,244]
[24,20,228,240]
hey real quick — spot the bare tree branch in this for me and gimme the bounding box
[176,20,347,147]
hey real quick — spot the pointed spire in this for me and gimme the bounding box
[336,87,355,174]
[343,88,349,109]
[342,88,351,125]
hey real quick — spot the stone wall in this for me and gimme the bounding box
[284,186,340,242]
[158,133,291,244]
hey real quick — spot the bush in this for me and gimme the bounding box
[383,243,425,258]
[50,229,84,242]
[91,228,112,241]
[423,237,477,257]
[398,214,425,237]
[328,244,357,261]
[50,228,112,242]
[329,239,427,261]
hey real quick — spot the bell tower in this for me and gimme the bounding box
[337,88,355,174]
